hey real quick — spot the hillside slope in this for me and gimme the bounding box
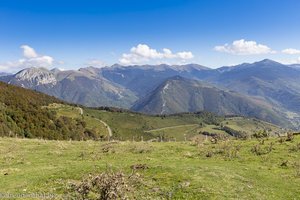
[131,76,291,127]
[0,82,101,140]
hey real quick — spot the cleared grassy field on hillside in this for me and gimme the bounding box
[0,136,299,199]
[46,104,283,141]
[84,108,283,141]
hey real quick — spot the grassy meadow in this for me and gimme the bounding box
[0,135,299,199]
[84,107,282,141]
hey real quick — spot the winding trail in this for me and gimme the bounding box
[95,118,113,137]
[78,107,83,115]
[78,107,112,137]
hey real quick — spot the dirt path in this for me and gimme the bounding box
[78,107,83,115]
[79,108,112,138]
[95,118,113,137]
[145,124,199,133]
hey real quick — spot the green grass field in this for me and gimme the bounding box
[83,108,283,141]
[0,136,299,199]
[45,104,283,141]
[222,117,280,133]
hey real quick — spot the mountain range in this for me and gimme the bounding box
[131,76,287,126]
[1,59,300,129]
[1,67,137,108]
[0,72,11,77]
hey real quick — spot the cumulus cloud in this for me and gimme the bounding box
[21,45,38,58]
[177,51,194,60]
[119,44,194,65]
[282,48,300,55]
[214,39,275,55]
[0,45,55,72]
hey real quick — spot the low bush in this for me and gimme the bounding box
[69,171,142,200]
[251,142,274,156]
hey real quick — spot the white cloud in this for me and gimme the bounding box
[275,57,300,65]
[119,44,194,65]
[86,59,106,68]
[177,51,194,59]
[282,48,300,55]
[214,39,275,55]
[0,45,55,72]
[20,45,38,58]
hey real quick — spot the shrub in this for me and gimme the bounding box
[203,141,241,160]
[278,133,295,144]
[251,142,274,156]
[101,142,119,154]
[70,171,142,200]
[252,130,269,138]
[206,151,213,158]
[286,133,294,142]
[289,143,300,152]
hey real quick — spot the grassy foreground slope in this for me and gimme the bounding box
[0,136,299,199]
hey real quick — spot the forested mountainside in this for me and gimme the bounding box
[0,82,99,140]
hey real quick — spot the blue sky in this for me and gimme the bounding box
[0,0,300,72]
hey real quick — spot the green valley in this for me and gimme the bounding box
[0,81,299,200]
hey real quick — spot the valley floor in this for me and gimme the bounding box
[0,136,299,199]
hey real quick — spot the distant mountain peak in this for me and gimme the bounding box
[14,67,57,86]
[78,66,101,77]
[254,59,282,65]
